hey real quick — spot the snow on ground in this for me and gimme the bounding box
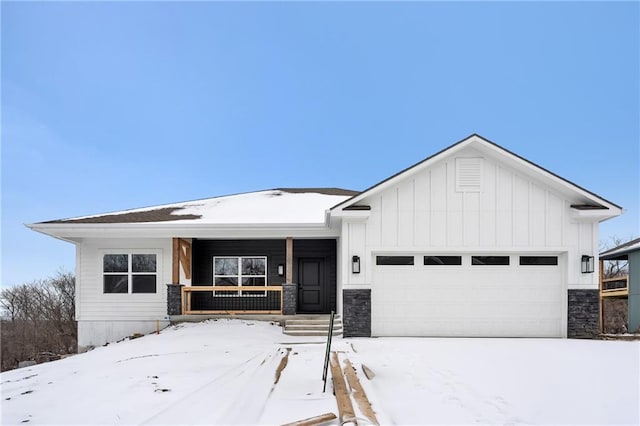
[1,320,639,425]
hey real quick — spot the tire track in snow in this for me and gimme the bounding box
[215,346,291,424]
[139,347,277,425]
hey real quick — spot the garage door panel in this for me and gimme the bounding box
[371,255,563,337]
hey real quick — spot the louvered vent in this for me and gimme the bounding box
[455,158,482,192]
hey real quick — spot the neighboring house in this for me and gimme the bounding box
[28,134,622,350]
[599,238,640,333]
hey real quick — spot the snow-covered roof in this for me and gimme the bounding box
[39,188,358,226]
[600,237,640,260]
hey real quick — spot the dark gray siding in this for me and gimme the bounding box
[191,240,285,311]
[192,239,286,286]
[190,239,336,313]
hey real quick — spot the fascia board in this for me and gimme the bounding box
[569,209,622,222]
[26,222,339,239]
[329,209,371,219]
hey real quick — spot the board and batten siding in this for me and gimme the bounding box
[76,238,172,321]
[341,152,598,289]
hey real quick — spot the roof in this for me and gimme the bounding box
[599,237,640,260]
[331,134,623,215]
[37,188,358,225]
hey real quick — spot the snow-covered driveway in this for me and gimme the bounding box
[1,320,638,425]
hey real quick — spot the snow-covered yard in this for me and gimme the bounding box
[1,319,638,425]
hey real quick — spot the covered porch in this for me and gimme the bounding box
[167,237,337,316]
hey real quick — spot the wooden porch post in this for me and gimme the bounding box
[286,237,293,284]
[172,238,180,284]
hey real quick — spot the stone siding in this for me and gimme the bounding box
[166,284,183,315]
[343,289,371,337]
[568,289,599,338]
[282,283,297,315]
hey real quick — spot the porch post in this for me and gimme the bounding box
[286,237,293,284]
[283,237,297,315]
[172,238,180,284]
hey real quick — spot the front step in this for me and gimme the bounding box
[283,314,343,336]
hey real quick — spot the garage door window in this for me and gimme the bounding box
[472,256,510,265]
[424,256,462,265]
[519,256,558,266]
[376,256,414,265]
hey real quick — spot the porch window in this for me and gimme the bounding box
[103,253,157,294]
[213,256,267,296]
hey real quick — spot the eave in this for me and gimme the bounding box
[26,221,341,241]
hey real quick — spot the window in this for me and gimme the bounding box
[214,257,267,296]
[471,256,510,266]
[376,256,414,266]
[103,253,157,293]
[519,256,558,266]
[424,256,462,265]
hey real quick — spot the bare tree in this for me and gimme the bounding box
[599,235,636,334]
[0,271,76,371]
[599,235,633,278]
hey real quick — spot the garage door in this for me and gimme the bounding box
[371,254,564,337]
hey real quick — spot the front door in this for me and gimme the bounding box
[298,258,326,313]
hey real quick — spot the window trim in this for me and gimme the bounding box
[101,250,160,294]
[213,256,268,297]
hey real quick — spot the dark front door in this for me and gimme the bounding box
[298,258,327,313]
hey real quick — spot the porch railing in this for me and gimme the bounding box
[181,286,283,315]
[600,276,629,297]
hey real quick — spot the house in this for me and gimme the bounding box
[28,134,622,350]
[599,238,640,333]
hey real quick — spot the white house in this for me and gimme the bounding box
[29,134,622,350]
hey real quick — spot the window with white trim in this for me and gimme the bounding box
[103,253,157,294]
[214,256,267,296]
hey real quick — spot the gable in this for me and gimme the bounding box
[331,134,622,219]
[350,147,597,248]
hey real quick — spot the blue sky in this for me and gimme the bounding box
[2,1,638,287]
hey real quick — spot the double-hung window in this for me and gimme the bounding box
[214,256,267,296]
[103,253,158,294]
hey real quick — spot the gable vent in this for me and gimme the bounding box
[455,158,482,192]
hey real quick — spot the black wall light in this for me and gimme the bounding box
[352,256,361,274]
[277,264,285,276]
[581,255,594,273]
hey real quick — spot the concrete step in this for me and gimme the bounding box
[283,314,343,336]
[285,319,343,326]
[283,329,343,337]
[285,324,342,330]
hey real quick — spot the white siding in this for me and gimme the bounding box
[77,238,172,321]
[342,149,598,290]
[78,320,170,351]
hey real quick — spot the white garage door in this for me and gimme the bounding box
[371,254,564,337]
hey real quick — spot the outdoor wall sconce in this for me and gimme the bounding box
[581,255,594,273]
[277,264,285,276]
[352,256,361,274]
